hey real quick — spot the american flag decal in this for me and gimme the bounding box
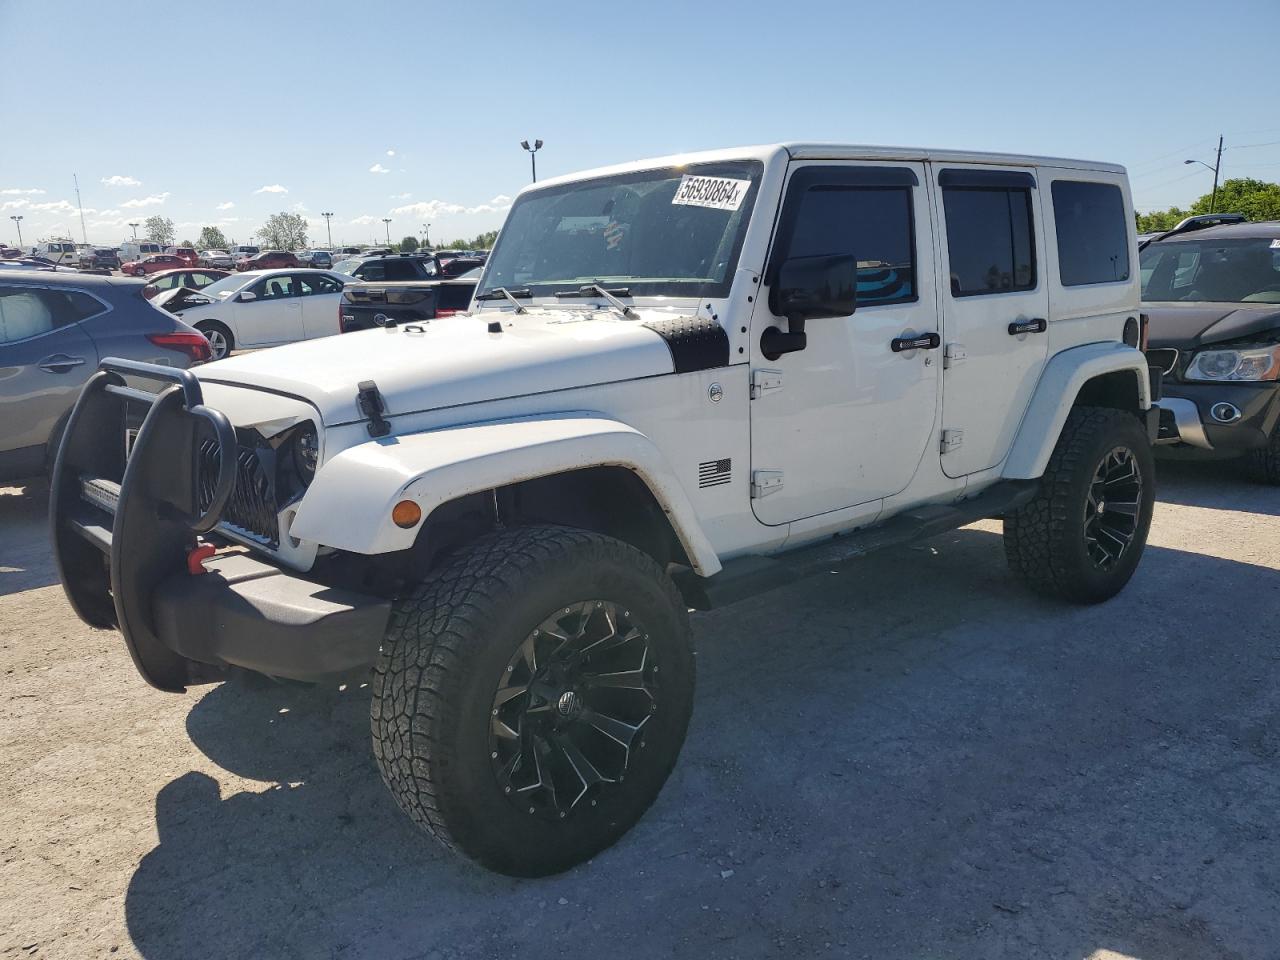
[698,458,732,489]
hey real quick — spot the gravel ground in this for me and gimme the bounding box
[2,461,1278,960]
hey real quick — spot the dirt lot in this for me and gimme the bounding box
[2,462,1278,960]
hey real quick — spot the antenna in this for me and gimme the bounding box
[73,173,88,245]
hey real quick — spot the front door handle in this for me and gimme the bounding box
[1008,318,1048,336]
[38,354,86,373]
[890,332,941,353]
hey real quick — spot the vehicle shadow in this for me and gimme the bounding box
[0,481,59,597]
[125,523,1280,960]
[1155,456,1280,516]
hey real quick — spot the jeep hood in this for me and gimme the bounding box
[1144,302,1280,349]
[195,310,680,425]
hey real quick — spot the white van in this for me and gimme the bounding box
[31,240,78,263]
[120,240,163,263]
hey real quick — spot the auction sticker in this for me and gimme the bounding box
[672,175,751,211]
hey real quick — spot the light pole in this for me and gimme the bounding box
[322,211,334,248]
[1184,135,1224,213]
[520,139,543,183]
[382,218,392,246]
[128,222,139,239]
[422,223,431,249]
[9,215,23,248]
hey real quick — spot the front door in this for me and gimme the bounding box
[750,161,940,526]
[240,274,304,346]
[932,164,1050,476]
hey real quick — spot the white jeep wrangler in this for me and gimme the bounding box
[52,144,1158,876]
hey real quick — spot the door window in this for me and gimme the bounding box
[254,275,296,300]
[1051,181,1130,285]
[942,185,1037,296]
[298,274,342,295]
[0,286,104,344]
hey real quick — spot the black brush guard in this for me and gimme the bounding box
[50,359,389,692]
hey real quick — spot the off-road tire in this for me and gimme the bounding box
[1004,407,1154,604]
[1245,421,1280,485]
[195,320,233,360]
[371,524,694,876]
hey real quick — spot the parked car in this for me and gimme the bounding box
[164,246,199,267]
[339,272,478,331]
[229,244,260,260]
[199,250,235,269]
[235,250,301,272]
[30,240,78,264]
[77,247,121,270]
[51,143,1158,878]
[0,269,209,481]
[119,240,164,263]
[438,255,483,277]
[140,268,231,300]
[1142,219,1280,482]
[166,268,347,359]
[334,254,436,281]
[122,253,187,277]
[297,250,334,269]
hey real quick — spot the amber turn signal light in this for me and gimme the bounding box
[392,500,422,528]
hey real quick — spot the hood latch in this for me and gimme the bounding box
[356,380,391,438]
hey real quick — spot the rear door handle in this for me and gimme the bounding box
[1008,318,1048,336]
[38,354,86,373]
[890,332,941,353]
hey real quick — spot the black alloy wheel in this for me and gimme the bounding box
[1083,445,1144,571]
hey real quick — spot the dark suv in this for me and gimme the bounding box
[339,276,478,331]
[1142,219,1280,482]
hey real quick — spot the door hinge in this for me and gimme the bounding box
[943,343,967,369]
[750,470,784,498]
[750,368,783,399]
[940,429,964,454]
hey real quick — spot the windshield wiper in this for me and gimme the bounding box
[555,284,637,319]
[474,287,531,313]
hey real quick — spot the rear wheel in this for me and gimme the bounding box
[371,525,694,876]
[195,320,233,360]
[1004,407,1154,604]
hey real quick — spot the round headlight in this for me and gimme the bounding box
[292,424,319,482]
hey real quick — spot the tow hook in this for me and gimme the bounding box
[187,542,218,575]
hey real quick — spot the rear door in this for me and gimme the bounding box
[932,165,1049,476]
[0,284,100,464]
[239,273,303,345]
[297,273,344,339]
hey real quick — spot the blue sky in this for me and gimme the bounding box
[3,0,1278,247]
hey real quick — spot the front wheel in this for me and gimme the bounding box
[1004,407,1155,604]
[1245,420,1280,485]
[195,320,233,360]
[371,525,694,876]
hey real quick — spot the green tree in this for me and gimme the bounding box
[1136,178,1280,233]
[144,216,175,245]
[399,235,419,252]
[198,225,228,250]
[256,212,308,251]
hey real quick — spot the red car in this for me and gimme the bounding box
[235,250,301,271]
[140,268,231,300]
[165,246,199,267]
[122,253,188,277]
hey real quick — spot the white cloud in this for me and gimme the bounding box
[1,187,45,196]
[29,199,79,214]
[2,199,29,211]
[349,214,378,225]
[255,184,288,194]
[390,193,411,200]
[368,163,390,174]
[120,192,171,209]
[386,149,396,157]
[292,201,308,213]
[389,195,513,218]
[100,175,141,188]
[216,201,235,210]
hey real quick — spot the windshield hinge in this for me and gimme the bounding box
[356,380,391,438]
[750,368,783,399]
[750,470,784,498]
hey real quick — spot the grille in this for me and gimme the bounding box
[1146,348,1179,376]
[198,439,280,545]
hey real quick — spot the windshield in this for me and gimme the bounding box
[479,160,763,301]
[1141,237,1280,303]
[200,274,250,299]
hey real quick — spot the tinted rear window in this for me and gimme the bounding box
[1051,181,1130,286]
[942,186,1036,296]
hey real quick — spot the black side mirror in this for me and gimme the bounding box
[762,254,857,358]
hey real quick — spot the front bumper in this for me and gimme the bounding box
[1155,380,1280,458]
[50,358,389,691]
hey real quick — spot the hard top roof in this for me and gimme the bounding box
[1153,221,1280,242]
